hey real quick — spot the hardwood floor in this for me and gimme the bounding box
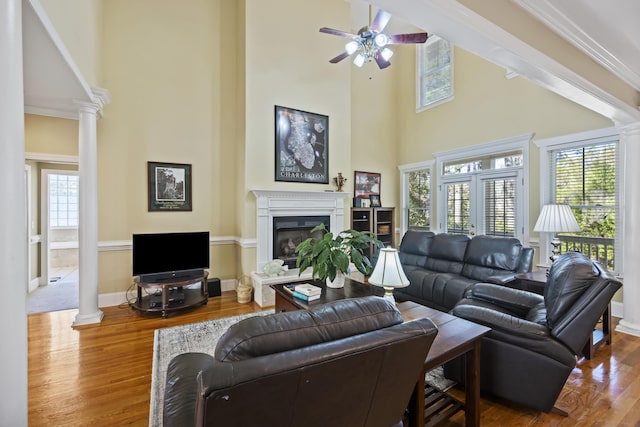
[28,293,640,426]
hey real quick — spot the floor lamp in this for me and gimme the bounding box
[533,204,581,263]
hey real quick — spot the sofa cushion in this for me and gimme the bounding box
[214,296,403,362]
[462,235,523,281]
[398,231,435,268]
[424,233,470,273]
[464,235,523,270]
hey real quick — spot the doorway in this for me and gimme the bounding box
[27,167,79,314]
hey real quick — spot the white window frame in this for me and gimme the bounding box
[47,172,79,229]
[535,127,622,274]
[398,160,434,236]
[416,35,454,112]
[434,133,532,241]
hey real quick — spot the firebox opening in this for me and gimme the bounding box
[273,216,330,269]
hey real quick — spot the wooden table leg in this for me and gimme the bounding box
[408,367,426,427]
[465,340,482,427]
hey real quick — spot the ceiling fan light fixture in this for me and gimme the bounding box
[380,47,394,61]
[345,41,359,55]
[374,33,389,47]
[354,54,366,67]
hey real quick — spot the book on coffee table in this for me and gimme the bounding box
[292,291,321,301]
[294,283,322,296]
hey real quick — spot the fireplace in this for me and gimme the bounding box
[273,216,330,269]
[251,190,350,307]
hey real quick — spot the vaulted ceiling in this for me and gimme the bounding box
[366,0,640,124]
[22,0,640,123]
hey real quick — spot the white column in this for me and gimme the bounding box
[73,103,104,326]
[616,122,640,336]
[0,0,28,424]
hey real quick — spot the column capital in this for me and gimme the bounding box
[74,87,111,118]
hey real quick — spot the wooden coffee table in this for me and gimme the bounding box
[271,279,491,427]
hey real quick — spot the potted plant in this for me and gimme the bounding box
[295,223,384,288]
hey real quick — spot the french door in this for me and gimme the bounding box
[439,170,523,240]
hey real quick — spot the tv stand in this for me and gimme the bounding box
[133,272,208,317]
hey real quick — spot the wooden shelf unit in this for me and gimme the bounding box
[351,207,395,258]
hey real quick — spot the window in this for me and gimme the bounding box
[436,134,530,241]
[399,161,433,234]
[417,35,453,110]
[49,173,79,228]
[540,131,619,271]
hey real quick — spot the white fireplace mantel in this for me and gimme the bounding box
[251,190,350,306]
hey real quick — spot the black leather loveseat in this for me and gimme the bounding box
[163,296,438,427]
[395,231,534,311]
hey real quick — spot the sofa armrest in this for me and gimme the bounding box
[464,282,544,318]
[452,302,576,365]
[452,303,549,339]
[164,352,214,427]
[485,273,516,286]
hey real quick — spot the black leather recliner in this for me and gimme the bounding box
[163,296,438,427]
[443,252,622,413]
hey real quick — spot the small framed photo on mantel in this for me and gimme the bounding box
[147,161,192,211]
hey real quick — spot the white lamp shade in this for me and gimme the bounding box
[533,204,581,233]
[368,247,409,289]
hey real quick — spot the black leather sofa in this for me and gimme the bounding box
[443,252,622,413]
[395,231,534,311]
[163,296,438,427]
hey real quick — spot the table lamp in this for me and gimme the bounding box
[533,204,581,263]
[368,247,410,303]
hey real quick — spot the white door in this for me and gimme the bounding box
[440,170,523,240]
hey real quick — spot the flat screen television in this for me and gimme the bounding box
[132,231,210,282]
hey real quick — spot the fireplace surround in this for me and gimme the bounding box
[251,190,350,306]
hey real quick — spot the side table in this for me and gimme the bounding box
[514,270,611,359]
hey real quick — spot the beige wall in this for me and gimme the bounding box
[25,115,78,155]
[239,0,353,270]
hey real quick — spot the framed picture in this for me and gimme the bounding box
[354,171,381,198]
[147,161,192,211]
[369,194,381,207]
[274,105,329,184]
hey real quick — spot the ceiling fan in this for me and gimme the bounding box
[319,9,428,69]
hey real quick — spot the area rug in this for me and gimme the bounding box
[149,310,455,426]
[149,310,274,427]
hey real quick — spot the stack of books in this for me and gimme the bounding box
[283,283,322,301]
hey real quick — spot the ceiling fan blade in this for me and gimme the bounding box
[329,51,351,64]
[388,32,429,44]
[370,9,392,33]
[320,27,356,38]
[374,51,391,69]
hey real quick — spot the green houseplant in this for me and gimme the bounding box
[295,223,384,288]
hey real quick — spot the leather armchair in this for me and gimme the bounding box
[443,252,622,413]
[164,296,438,427]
